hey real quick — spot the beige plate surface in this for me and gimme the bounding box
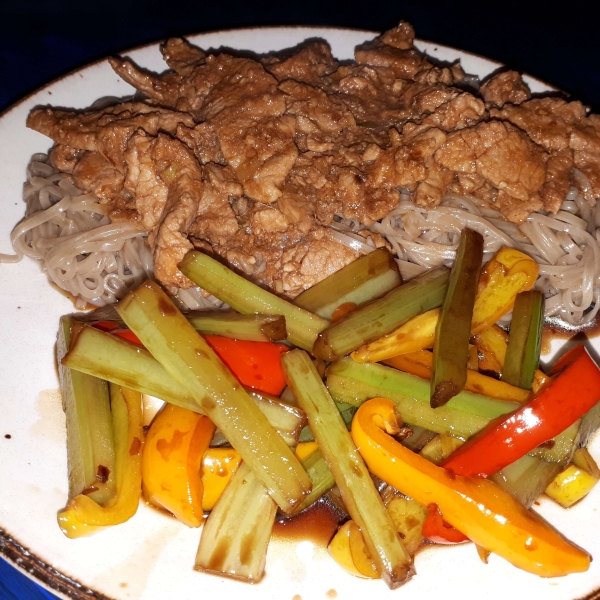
[0,26,598,600]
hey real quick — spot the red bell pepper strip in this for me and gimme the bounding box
[94,321,142,345]
[441,345,600,477]
[422,503,469,544]
[203,335,288,396]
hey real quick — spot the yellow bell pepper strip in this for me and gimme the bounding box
[431,228,484,407]
[384,350,531,403]
[142,403,216,527]
[57,385,144,538]
[351,397,591,577]
[441,345,600,478]
[201,447,242,511]
[329,520,381,579]
[351,248,538,363]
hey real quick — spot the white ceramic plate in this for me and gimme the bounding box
[0,26,598,600]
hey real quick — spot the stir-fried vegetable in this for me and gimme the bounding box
[502,290,544,390]
[58,385,144,538]
[442,345,600,477]
[116,280,311,514]
[351,397,591,577]
[179,250,328,350]
[431,228,483,407]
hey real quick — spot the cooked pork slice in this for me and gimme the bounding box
[571,114,600,202]
[264,41,338,85]
[435,120,546,222]
[491,97,586,151]
[160,38,206,75]
[540,149,574,213]
[48,144,85,173]
[381,21,415,50]
[27,102,195,169]
[175,122,226,165]
[124,132,203,287]
[71,151,127,208]
[480,71,531,108]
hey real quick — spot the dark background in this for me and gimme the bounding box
[0,0,598,598]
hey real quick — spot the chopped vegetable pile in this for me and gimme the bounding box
[56,234,600,588]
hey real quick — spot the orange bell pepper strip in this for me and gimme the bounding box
[57,385,144,538]
[203,335,288,396]
[350,397,590,577]
[142,403,216,527]
[441,345,600,478]
[422,504,469,545]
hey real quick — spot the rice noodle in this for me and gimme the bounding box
[1,155,218,310]
[5,154,600,326]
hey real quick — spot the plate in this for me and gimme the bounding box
[0,26,598,600]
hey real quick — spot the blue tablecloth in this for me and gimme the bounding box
[0,557,58,600]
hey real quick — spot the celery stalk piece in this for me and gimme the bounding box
[115,280,311,513]
[431,229,483,407]
[312,267,450,361]
[63,324,307,443]
[57,317,116,505]
[186,312,287,342]
[179,251,328,350]
[528,420,581,465]
[282,349,413,589]
[290,449,336,515]
[195,463,277,582]
[490,455,563,508]
[293,248,402,319]
[326,358,572,463]
[502,291,544,390]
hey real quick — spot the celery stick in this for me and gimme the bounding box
[312,267,449,361]
[490,455,562,508]
[64,325,307,443]
[282,349,413,589]
[179,251,328,350]
[116,280,310,513]
[57,317,116,505]
[431,229,483,407]
[326,358,574,463]
[293,248,402,319]
[186,312,287,341]
[195,463,277,582]
[290,450,336,515]
[527,420,580,465]
[502,291,544,390]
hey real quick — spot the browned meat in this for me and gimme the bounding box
[48,144,85,173]
[571,114,600,201]
[480,71,531,108]
[160,38,205,75]
[491,97,586,151]
[265,41,338,85]
[435,121,546,221]
[28,22,600,298]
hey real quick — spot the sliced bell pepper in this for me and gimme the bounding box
[351,397,591,577]
[441,345,600,477]
[203,335,288,396]
[143,403,216,527]
[57,385,144,538]
[422,504,469,544]
[201,447,242,511]
[351,248,538,363]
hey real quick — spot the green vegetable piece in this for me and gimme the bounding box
[115,280,311,514]
[290,449,336,516]
[312,267,450,361]
[325,358,574,464]
[282,349,413,589]
[431,228,483,407]
[186,312,287,342]
[179,251,328,350]
[293,248,402,319]
[502,290,544,390]
[57,317,116,505]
